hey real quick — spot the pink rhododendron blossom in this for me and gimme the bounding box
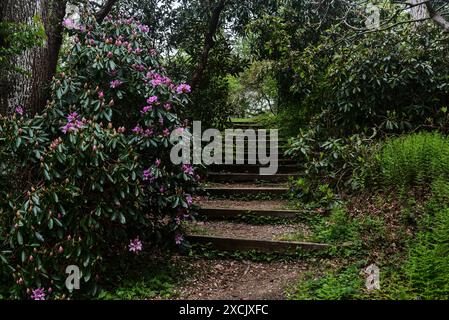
[182,164,195,176]
[163,128,171,137]
[186,195,193,206]
[98,91,104,100]
[31,288,46,300]
[175,234,184,245]
[110,80,123,89]
[155,159,161,167]
[15,106,24,115]
[141,106,152,114]
[134,47,143,55]
[139,24,150,33]
[146,96,158,104]
[143,169,155,182]
[132,126,143,134]
[164,103,172,111]
[107,51,113,58]
[144,129,154,137]
[62,19,79,30]
[61,113,85,134]
[176,83,191,94]
[128,239,143,253]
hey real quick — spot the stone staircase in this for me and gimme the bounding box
[186,120,331,254]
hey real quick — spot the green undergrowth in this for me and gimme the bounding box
[290,185,449,300]
[98,252,185,300]
[188,243,334,262]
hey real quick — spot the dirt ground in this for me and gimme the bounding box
[172,258,311,300]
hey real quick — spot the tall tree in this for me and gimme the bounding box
[190,0,227,89]
[0,0,67,115]
[0,0,121,115]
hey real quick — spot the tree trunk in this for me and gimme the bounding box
[190,0,226,89]
[0,0,67,115]
[425,1,449,32]
[408,0,429,21]
[96,0,119,24]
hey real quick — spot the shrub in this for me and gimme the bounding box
[289,264,365,300]
[287,125,378,204]
[378,132,449,190]
[0,8,198,300]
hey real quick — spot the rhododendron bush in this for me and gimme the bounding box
[0,8,198,299]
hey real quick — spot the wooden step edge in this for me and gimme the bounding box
[207,173,299,183]
[199,207,300,219]
[186,234,332,253]
[204,187,289,196]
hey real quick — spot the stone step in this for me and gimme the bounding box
[205,186,289,197]
[210,164,299,174]
[199,207,301,219]
[207,173,299,183]
[187,235,331,254]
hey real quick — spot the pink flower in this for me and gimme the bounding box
[134,47,143,55]
[186,195,193,206]
[110,80,123,89]
[118,126,126,133]
[176,83,191,94]
[67,112,78,122]
[160,186,166,193]
[31,288,46,300]
[61,112,85,134]
[144,129,154,137]
[163,128,170,137]
[132,126,143,134]
[15,106,24,115]
[143,169,154,181]
[62,19,79,30]
[107,51,113,58]
[155,159,161,167]
[182,164,195,176]
[146,96,158,104]
[128,238,143,253]
[139,24,150,33]
[141,106,152,114]
[164,104,172,111]
[151,79,163,87]
[98,91,104,100]
[175,234,184,245]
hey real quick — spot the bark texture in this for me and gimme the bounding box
[425,1,449,32]
[408,0,429,21]
[0,0,67,115]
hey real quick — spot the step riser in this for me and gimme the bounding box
[187,235,331,254]
[208,174,298,183]
[210,165,299,174]
[205,188,289,197]
[199,208,298,219]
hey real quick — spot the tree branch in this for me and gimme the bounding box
[425,1,449,32]
[95,0,119,24]
[190,0,227,89]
